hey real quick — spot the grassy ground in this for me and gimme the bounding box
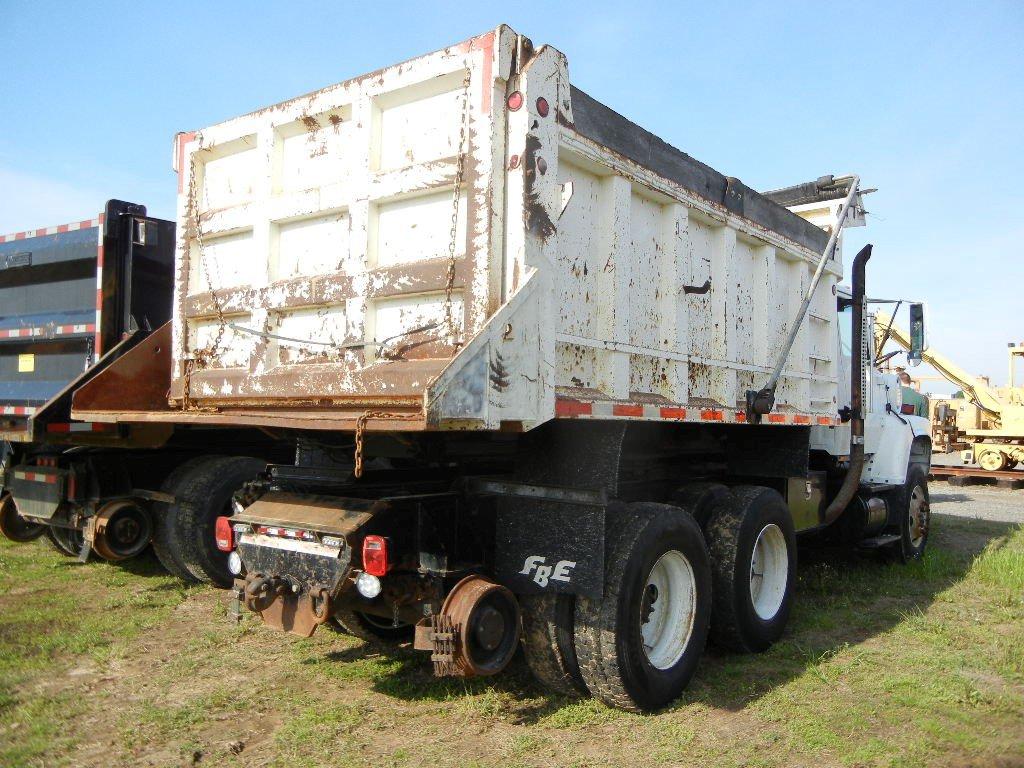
[0,509,1021,767]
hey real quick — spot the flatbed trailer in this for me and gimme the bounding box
[7,27,933,711]
[929,465,1024,489]
[0,202,287,564]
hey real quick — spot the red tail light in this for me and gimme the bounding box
[362,535,389,577]
[215,516,234,552]
[507,91,523,111]
[900,403,916,415]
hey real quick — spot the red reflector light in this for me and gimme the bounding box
[535,96,549,117]
[507,91,523,111]
[215,516,233,552]
[362,535,389,577]
[900,403,916,415]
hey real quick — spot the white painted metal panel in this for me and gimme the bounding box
[168,26,843,431]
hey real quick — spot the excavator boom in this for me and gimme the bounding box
[874,316,1005,419]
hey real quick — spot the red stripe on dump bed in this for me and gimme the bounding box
[555,399,593,417]
[659,407,687,420]
[612,404,644,417]
[768,413,788,424]
[817,416,833,426]
[701,409,724,422]
[793,415,811,425]
[734,411,747,423]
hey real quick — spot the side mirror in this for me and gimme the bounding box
[907,303,926,367]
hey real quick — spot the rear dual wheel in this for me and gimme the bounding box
[524,489,797,708]
[330,607,414,644]
[520,593,587,696]
[705,486,796,653]
[573,503,712,712]
[47,524,85,557]
[0,493,46,543]
[152,456,265,586]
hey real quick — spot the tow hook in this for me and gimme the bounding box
[241,574,334,638]
[243,574,289,613]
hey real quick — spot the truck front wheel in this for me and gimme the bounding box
[705,486,796,653]
[573,503,711,712]
[895,465,930,561]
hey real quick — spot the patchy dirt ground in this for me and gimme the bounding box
[1,486,1022,768]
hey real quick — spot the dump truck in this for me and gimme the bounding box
[7,26,931,711]
[0,202,285,565]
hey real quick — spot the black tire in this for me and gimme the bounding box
[46,525,85,557]
[169,456,265,587]
[671,481,732,530]
[705,486,796,653]
[0,493,46,543]
[573,502,712,712]
[895,465,930,561]
[520,593,588,697]
[151,456,219,583]
[330,606,414,644]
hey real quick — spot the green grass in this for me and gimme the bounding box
[0,515,1022,767]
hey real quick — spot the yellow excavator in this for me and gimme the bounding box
[874,315,1024,471]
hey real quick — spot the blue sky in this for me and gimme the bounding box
[1,1,1021,390]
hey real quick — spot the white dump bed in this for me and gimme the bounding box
[166,25,843,432]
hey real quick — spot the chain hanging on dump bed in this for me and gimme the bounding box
[441,67,472,348]
[352,67,472,475]
[180,134,229,411]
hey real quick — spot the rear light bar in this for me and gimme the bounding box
[257,525,316,541]
[214,516,233,552]
[362,535,389,577]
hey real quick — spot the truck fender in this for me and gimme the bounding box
[862,413,931,485]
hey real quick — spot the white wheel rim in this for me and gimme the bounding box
[908,486,929,548]
[640,549,696,670]
[749,524,788,621]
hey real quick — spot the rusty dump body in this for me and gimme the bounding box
[38,28,936,712]
[73,24,844,435]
